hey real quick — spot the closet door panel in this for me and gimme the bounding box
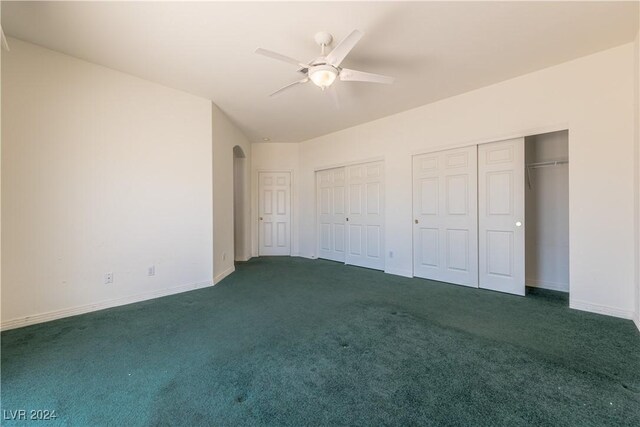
[317,168,346,262]
[349,225,362,255]
[345,161,385,270]
[478,138,525,295]
[413,146,478,287]
[366,225,381,257]
[334,224,345,252]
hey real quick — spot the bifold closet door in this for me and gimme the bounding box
[258,172,291,256]
[345,161,385,270]
[412,146,478,287]
[478,138,525,296]
[317,168,346,262]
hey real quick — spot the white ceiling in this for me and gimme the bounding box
[2,1,638,143]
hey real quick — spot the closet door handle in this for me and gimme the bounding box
[515,221,522,227]
[346,218,349,222]
[415,219,419,224]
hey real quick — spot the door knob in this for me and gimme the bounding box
[259,217,263,221]
[515,221,522,227]
[346,218,349,222]
[415,219,419,224]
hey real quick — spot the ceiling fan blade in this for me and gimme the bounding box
[1,26,10,51]
[269,78,309,97]
[325,29,363,67]
[255,48,306,68]
[327,85,340,109]
[340,68,394,84]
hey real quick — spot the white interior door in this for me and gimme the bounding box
[345,161,385,270]
[259,171,291,256]
[478,138,525,295]
[412,146,478,287]
[317,168,346,262]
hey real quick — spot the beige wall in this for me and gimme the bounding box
[257,42,637,320]
[212,103,251,281]
[1,39,214,329]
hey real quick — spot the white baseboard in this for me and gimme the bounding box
[569,299,634,320]
[526,278,569,292]
[634,317,640,332]
[214,265,235,284]
[0,280,213,331]
[384,267,413,278]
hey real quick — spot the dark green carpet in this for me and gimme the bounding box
[2,257,639,426]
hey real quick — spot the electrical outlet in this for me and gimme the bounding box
[148,265,155,276]
[104,272,113,285]
[222,252,227,261]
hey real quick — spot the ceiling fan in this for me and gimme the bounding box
[255,30,394,99]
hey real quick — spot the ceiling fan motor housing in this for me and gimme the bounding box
[314,32,333,47]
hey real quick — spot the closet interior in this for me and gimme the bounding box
[525,130,570,294]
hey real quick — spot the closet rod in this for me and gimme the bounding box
[526,159,568,189]
[526,159,568,169]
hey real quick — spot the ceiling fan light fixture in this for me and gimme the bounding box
[308,65,338,89]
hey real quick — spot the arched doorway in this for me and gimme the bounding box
[233,146,248,262]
